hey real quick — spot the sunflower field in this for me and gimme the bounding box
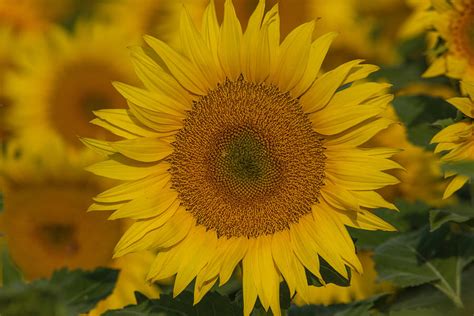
[0,0,473,315]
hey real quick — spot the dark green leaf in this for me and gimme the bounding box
[432,118,454,129]
[391,96,456,149]
[374,230,439,287]
[0,268,118,316]
[1,248,23,286]
[320,257,351,287]
[389,308,445,316]
[48,267,119,314]
[104,291,241,316]
[0,282,68,316]
[375,229,470,307]
[429,204,474,231]
[385,263,474,315]
[442,161,474,178]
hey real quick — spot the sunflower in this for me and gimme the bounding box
[4,22,138,150]
[294,251,392,306]
[431,81,474,199]
[399,0,433,39]
[84,1,399,315]
[0,0,75,33]
[0,137,159,312]
[422,0,474,81]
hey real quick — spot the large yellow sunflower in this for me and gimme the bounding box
[0,137,159,313]
[4,22,138,150]
[431,81,474,199]
[422,0,474,81]
[84,1,399,315]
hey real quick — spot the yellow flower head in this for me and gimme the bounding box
[4,22,138,150]
[84,1,400,315]
[0,137,159,312]
[431,81,474,199]
[423,0,474,81]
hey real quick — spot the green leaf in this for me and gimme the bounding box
[103,291,241,316]
[320,257,351,287]
[429,204,474,231]
[0,282,68,316]
[375,229,469,307]
[385,263,474,314]
[48,267,119,314]
[432,118,454,129]
[389,308,445,316]
[0,268,119,316]
[391,96,456,149]
[1,248,23,286]
[374,230,439,288]
[442,161,474,178]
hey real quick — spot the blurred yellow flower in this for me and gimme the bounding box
[422,0,474,82]
[0,138,159,313]
[431,81,474,199]
[4,23,138,149]
[278,0,411,68]
[84,1,399,315]
[370,106,448,206]
[294,251,392,306]
[0,28,16,141]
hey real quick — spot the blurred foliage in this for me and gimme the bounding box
[0,248,119,316]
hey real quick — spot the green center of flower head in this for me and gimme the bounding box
[170,77,326,238]
[37,223,78,254]
[216,127,282,196]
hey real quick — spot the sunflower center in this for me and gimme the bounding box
[170,77,326,238]
[36,223,79,254]
[49,60,127,147]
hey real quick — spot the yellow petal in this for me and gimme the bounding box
[80,138,115,156]
[86,159,170,181]
[145,35,208,95]
[201,0,223,79]
[219,237,248,285]
[241,0,266,81]
[218,0,242,80]
[448,97,473,118]
[94,109,163,137]
[301,60,363,113]
[443,174,469,199]
[291,32,338,97]
[109,184,179,220]
[310,103,387,135]
[269,21,314,92]
[94,173,170,203]
[180,6,219,88]
[271,230,296,296]
[242,240,258,316]
[130,46,193,106]
[113,82,187,116]
[174,227,217,297]
[431,122,471,143]
[111,137,173,162]
[324,118,394,148]
[423,57,446,78]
